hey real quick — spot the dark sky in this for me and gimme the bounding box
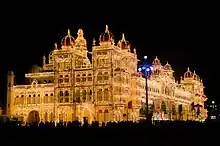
[0,4,218,105]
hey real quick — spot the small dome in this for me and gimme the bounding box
[99,25,114,43]
[31,65,42,73]
[193,70,200,81]
[61,29,75,46]
[184,67,193,78]
[163,61,172,70]
[117,33,130,49]
[152,56,161,65]
[75,29,87,46]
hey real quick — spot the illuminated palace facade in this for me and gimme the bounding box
[6,25,207,123]
[146,57,207,121]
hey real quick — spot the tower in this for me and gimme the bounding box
[92,25,114,122]
[6,71,15,116]
[53,29,75,122]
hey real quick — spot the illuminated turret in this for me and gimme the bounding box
[75,28,87,47]
[152,56,162,76]
[163,61,174,78]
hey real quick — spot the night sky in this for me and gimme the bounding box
[0,4,218,106]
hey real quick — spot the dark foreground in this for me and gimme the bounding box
[0,120,218,145]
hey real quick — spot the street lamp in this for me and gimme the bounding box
[138,56,153,121]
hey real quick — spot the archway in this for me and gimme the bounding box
[171,104,176,120]
[97,110,103,123]
[161,101,166,114]
[83,108,89,122]
[104,109,109,122]
[28,110,40,123]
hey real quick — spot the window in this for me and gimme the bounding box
[45,94,48,103]
[104,89,109,101]
[59,91,63,96]
[64,62,71,69]
[65,78,69,83]
[104,72,109,80]
[97,72,102,81]
[82,90,86,102]
[104,58,109,65]
[76,74,80,83]
[88,74,92,81]
[65,91,69,96]
[82,74,86,82]
[65,98,69,103]
[97,89,102,101]
[75,89,80,103]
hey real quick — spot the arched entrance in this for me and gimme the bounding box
[28,110,40,123]
[83,108,89,122]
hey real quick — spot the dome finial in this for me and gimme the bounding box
[105,25,109,33]
[133,48,136,55]
[166,61,169,64]
[43,55,46,65]
[77,29,83,37]
[187,67,190,71]
[93,38,96,46]
[54,43,58,49]
[122,33,126,41]
[193,70,196,74]
[67,29,70,36]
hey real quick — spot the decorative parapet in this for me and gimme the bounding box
[25,72,54,78]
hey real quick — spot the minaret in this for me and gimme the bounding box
[43,55,46,66]
[6,71,15,116]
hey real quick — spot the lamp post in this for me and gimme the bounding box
[138,56,153,121]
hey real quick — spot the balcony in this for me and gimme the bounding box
[75,65,92,70]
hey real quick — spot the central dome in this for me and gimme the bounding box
[99,25,114,43]
[61,29,75,46]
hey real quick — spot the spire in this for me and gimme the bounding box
[67,29,70,36]
[166,61,169,64]
[77,29,84,37]
[122,33,126,41]
[93,38,96,46]
[54,43,58,49]
[187,67,190,72]
[43,55,46,65]
[105,25,109,33]
[133,48,136,55]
